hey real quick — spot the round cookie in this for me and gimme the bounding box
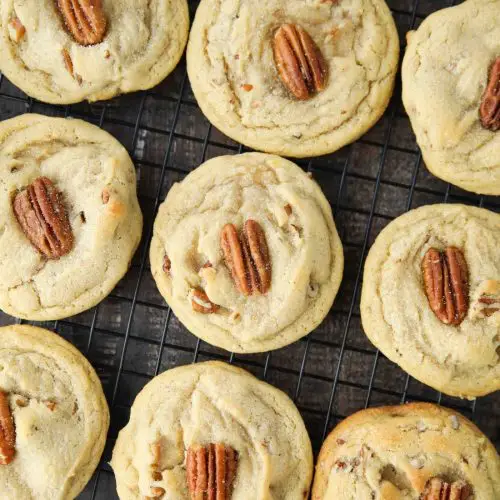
[111,361,313,499]
[150,152,344,353]
[360,204,500,398]
[187,0,399,157]
[312,403,500,499]
[0,114,143,320]
[0,324,109,499]
[0,0,189,104]
[402,0,500,195]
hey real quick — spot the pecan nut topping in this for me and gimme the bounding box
[56,0,107,46]
[186,443,238,500]
[422,477,472,500]
[273,23,327,100]
[480,57,500,131]
[221,220,271,295]
[471,280,500,318]
[191,289,220,314]
[0,391,15,465]
[422,247,469,325]
[13,177,74,259]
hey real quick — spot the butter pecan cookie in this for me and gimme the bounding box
[0,324,109,499]
[312,403,500,499]
[187,0,399,157]
[111,361,313,499]
[360,204,500,398]
[0,114,142,320]
[402,0,500,195]
[150,153,344,353]
[0,0,189,104]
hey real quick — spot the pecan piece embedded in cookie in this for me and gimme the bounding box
[13,177,74,259]
[56,0,107,46]
[471,280,500,319]
[191,289,220,314]
[422,246,469,325]
[273,24,327,100]
[186,443,238,499]
[480,57,500,131]
[422,477,472,500]
[0,391,15,465]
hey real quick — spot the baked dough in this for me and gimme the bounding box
[0,324,109,500]
[402,0,500,195]
[111,361,313,499]
[0,0,189,104]
[187,0,399,157]
[150,153,344,353]
[360,204,500,398]
[312,403,500,499]
[0,114,143,320]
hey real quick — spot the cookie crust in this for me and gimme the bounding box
[187,0,399,157]
[360,204,500,398]
[0,114,143,320]
[150,153,344,353]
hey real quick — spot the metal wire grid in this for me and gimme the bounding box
[0,0,499,498]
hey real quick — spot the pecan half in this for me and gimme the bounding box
[480,57,500,131]
[186,443,238,500]
[273,23,327,100]
[56,0,107,46]
[191,289,220,314]
[0,391,15,465]
[471,280,500,318]
[13,177,74,259]
[422,477,472,500]
[422,247,469,326]
[221,220,271,295]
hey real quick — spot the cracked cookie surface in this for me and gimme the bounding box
[150,153,344,353]
[0,0,189,104]
[0,114,142,321]
[111,361,313,499]
[360,204,500,398]
[186,0,399,157]
[0,324,109,499]
[312,403,500,499]
[402,0,500,195]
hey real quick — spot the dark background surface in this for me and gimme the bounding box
[0,0,499,498]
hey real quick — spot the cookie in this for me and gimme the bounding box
[360,204,500,398]
[312,402,500,499]
[0,324,109,499]
[0,114,143,320]
[0,0,189,104]
[150,152,344,353]
[111,361,313,499]
[187,0,399,157]
[402,0,500,195]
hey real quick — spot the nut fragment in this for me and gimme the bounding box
[101,188,110,204]
[62,48,74,76]
[163,255,171,275]
[480,57,500,131]
[422,477,472,500]
[9,17,26,42]
[44,401,56,411]
[220,220,271,295]
[13,177,74,259]
[56,0,107,46]
[186,443,238,500]
[422,247,469,326]
[191,289,219,314]
[0,391,15,465]
[471,280,500,318]
[273,23,327,100]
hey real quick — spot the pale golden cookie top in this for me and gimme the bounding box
[402,0,500,195]
[150,153,344,353]
[0,325,109,500]
[111,361,313,499]
[0,114,142,321]
[187,0,399,157]
[361,204,500,398]
[312,403,500,500]
[0,0,189,104]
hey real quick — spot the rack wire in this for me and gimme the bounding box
[0,0,499,497]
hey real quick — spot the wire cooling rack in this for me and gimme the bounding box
[0,0,499,498]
